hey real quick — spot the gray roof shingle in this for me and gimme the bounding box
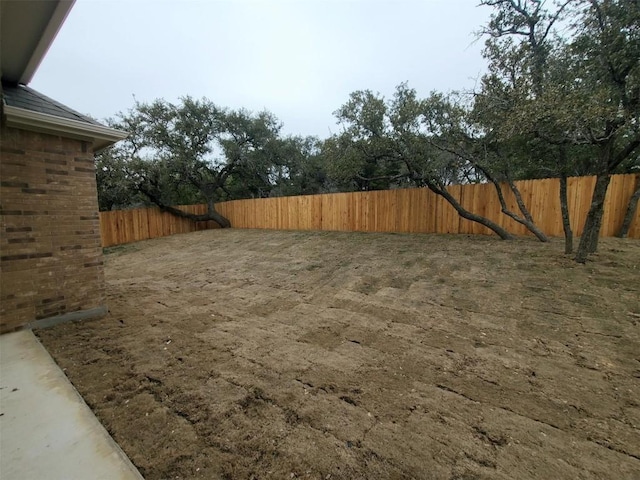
[2,82,104,127]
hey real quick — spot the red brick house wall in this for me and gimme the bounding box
[0,125,106,333]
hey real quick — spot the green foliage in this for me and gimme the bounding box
[98,97,330,211]
[95,147,142,211]
[323,84,480,191]
[478,0,640,175]
[477,0,640,258]
[268,136,332,196]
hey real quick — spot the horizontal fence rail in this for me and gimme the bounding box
[100,174,640,247]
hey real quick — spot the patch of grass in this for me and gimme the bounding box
[103,243,140,256]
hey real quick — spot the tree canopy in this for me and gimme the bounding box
[98,97,330,226]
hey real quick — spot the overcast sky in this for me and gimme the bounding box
[31,0,490,138]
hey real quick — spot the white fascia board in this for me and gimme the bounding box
[3,104,128,151]
[20,0,77,85]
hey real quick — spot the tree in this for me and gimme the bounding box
[479,0,640,261]
[95,146,144,211]
[326,85,515,239]
[268,136,332,197]
[479,0,574,250]
[108,97,285,227]
[569,0,640,261]
[323,90,408,192]
[617,173,640,237]
[424,91,550,242]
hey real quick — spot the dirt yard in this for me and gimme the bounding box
[37,229,640,480]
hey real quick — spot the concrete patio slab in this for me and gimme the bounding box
[0,330,143,480]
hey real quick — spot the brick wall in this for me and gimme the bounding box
[0,125,106,333]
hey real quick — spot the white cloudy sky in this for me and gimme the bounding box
[31,0,490,137]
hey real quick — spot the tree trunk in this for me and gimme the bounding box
[559,174,573,254]
[617,175,640,238]
[493,178,549,242]
[575,173,611,263]
[426,182,514,240]
[473,164,548,241]
[139,186,231,228]
[206,200,231,228]
[508,180,535,224]
[155,202,231,228]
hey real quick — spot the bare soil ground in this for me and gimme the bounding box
[37,230,640,480]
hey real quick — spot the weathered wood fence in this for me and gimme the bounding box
[100,174,640,247]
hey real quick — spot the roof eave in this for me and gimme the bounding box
[3,104,128,151]
[19,1,77,85]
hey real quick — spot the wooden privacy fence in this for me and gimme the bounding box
[100,204,220,247]
[100,174,640,247]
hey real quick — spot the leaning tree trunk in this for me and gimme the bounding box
[559,174,573,254]
[426,181,514,240]
[575,173,611,263]
[154,202,231,228]
[617,175,640,238]
[472,164,548,241]
[139,186,231,228]
[491,178,549,242]
[205,200,231,228]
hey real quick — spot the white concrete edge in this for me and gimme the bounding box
[29,330,145,479]
[28,332,145,479]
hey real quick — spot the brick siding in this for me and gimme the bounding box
[0,125,106,333]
